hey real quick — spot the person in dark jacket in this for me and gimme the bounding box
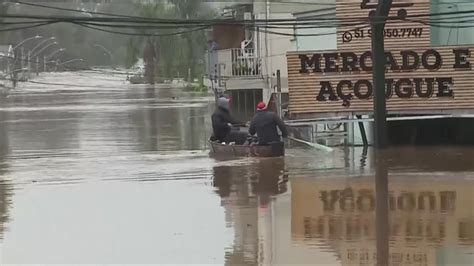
[211,97,247,144]
[248,101,288,145]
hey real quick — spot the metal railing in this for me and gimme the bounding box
[206,48,262,78]
[230,48,261,77]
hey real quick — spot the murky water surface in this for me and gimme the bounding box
[0,72,473,265]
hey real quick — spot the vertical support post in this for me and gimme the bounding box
[375,150,389,266]
[12,50,18,88]
[36,57,39,76]
[20,47,24,70]
[27,50,31,78]
[20,47,24,80]
[6,47,11,74]
[356,115,369,146]
[276,69,282,118]
[265,0,271,100]
[244,89,248,118]
[43,56,47,72]
[371,0,392,149]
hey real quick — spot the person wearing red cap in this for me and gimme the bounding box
[248,101,288,145]
[256,101,266,110]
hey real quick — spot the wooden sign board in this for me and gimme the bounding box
[337,0,431,50]
[287,0,474,117]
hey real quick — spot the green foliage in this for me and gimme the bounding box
[0,1,9,41]
[2,1,138,66]
[126,0,214,81]
[125,38,140,68]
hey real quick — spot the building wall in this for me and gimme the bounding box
[212,25,246,50]
[255,12,295,97]
[253,0,334,14]
[431,0,474,46]
[206,0,337,112]
[294,27,337,52]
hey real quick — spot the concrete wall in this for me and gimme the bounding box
[255,12,294,87]
[212,25,246,50]
[254,11,295,107]
[431,0,474,45]
[293,27,337,51]
[253,0,334,14]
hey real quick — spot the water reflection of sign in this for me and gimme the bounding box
[291,177,474,265]
[319,188,456,212]
[346,249,428,265]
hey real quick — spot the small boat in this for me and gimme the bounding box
[129,74,146,84]
[208,140,285,157]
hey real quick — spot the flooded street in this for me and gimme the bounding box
[0,72,473,265]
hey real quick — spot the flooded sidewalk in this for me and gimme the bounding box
[0,72,473,265]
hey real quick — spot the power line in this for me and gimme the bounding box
[0,21,58,32]
[3,8,474,25]
[15,1,141,19]
[75,23,209,37]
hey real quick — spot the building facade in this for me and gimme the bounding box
[204,0,332,121]
[286,0,474,145]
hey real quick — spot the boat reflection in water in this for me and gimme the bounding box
[0,110,12,242]
[210,147,474,265]
[212,158,288,266]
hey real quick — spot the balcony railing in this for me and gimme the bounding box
[230,48,261,76]
[206,48,262,79]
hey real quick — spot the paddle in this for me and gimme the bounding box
[228,121,332,152]
[288,136,334,152]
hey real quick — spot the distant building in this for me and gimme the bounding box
[0,45,13,58]
[0,45,13,73]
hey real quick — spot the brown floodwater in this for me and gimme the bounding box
[0,72,473,265]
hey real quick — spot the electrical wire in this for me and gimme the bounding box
[0,21,58,32]
[75,22,209,37]
[14,0,143,19]
[5,0,474,28]
[2,10,474,30]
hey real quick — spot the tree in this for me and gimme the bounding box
[0,1,9,41]
[126,0,213,82]
[3,1,137,67]
[170,0,206,82]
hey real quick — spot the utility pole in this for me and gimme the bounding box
[36,57,39,76]
[375,151,389,266]
[371,4,392,265]
[371,0,393,149]
[276,70,282,118]
[20,47,24,80]
[27,50,31,78]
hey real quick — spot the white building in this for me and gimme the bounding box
[204,0,335,121]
